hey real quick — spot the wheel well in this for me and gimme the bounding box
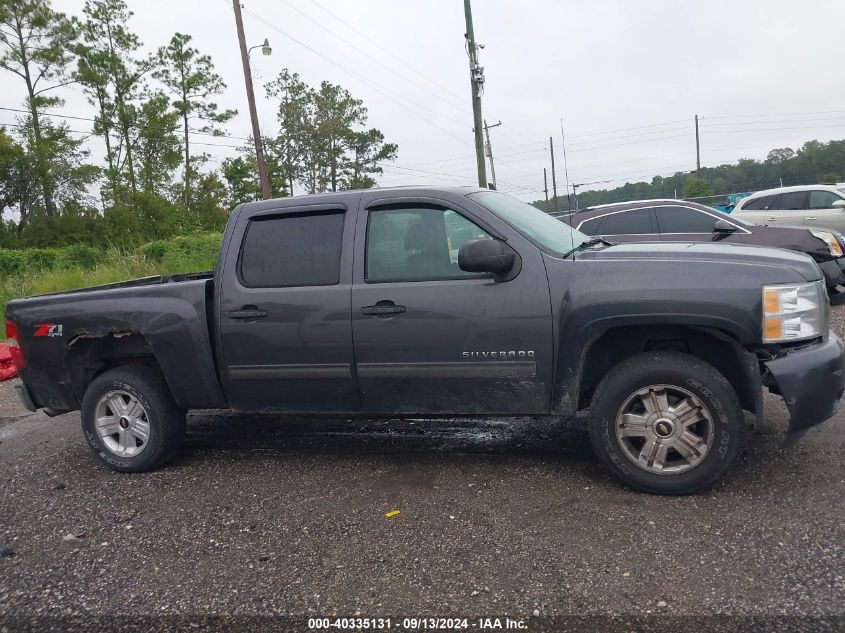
[578,325,757,413]
[66,333,163,402]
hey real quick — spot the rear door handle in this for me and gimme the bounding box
[226,306,268,320]
[361,301,406,316]
[806,216,817,221]
[767,217,777,221]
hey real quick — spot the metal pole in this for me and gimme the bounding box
[464,0,487,188]
[543,168,549,208]
[233,0,271,199]
[549,137,558,213]
[695,114,701,172]
[483,119,501,190]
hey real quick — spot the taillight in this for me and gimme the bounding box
[5,320,25,369]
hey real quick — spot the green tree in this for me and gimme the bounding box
[345,128,397,189]
[265,70,397,195]
[265,70,309,195]
[155,32,235,208]
[0,127,38,234]
[135,91,181,196]
[681,177,714,199]
[0,0,77,216]
[75,0,148,200]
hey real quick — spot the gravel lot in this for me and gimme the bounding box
[1,310,844,632]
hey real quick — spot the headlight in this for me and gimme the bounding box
[809,229,844,257]
[762,281,827,343]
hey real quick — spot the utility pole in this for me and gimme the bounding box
[233,0,271,199]
[694,114,701,172]
[549,137,559,213]
[543,168,549,209]
[483,119,501,190]
[572,183,581,209]
[464,0,487,188]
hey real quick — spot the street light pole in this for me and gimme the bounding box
[232,0,271,199]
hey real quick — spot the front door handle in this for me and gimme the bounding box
[806,216,817,221]
[361,300,406,316]
[767,217,777,221]
[226,306,268,320]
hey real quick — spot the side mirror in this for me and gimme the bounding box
[713,219,737,234]
[458,239,514,276]
[832,199,845,209]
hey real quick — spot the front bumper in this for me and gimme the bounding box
[762,332,845,434]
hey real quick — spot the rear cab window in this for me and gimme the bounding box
[239,211,345,287]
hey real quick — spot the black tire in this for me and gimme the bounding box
[588,351,743,495]
[81,365,185,473]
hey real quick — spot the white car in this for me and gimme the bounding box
[732,184,845,233]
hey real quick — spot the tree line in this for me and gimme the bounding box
[536,139,845,211]
[0,0,397,248]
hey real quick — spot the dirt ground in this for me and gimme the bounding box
[1,310,844,632]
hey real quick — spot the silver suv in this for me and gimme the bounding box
[733,184,845,232]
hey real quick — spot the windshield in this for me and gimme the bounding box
[468,191,589,257]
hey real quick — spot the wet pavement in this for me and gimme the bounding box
[1,315,844,631]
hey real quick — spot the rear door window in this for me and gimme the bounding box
[239,211,345,287]
[770,191,808,210]
[596,208,654,235]
[655,206,719,233]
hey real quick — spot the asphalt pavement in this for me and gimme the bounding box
[1,311,844,632]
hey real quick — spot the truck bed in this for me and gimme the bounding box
[6,272,227,413]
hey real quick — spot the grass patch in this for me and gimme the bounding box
[1,233,222,336]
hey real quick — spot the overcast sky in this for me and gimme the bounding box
[5,0,845,202]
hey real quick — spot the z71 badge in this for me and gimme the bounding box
[34,323,63,338]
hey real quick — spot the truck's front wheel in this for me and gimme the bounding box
[81,365,186,472]
[588,351,743,494]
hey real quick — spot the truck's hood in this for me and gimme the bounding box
[576,241,821,282]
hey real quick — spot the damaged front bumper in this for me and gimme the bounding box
[762,331,845,436]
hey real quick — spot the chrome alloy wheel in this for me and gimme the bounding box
[94,390,151,457]
[615,384,714,474]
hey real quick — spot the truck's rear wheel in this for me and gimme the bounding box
[588,351,743,494]
[81,365,185,472]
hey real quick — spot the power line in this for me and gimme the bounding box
[277,0,469,117]
[0,105,252,144]
[704,110,845,120]
[306,0,468,108]
[234,2,472,146]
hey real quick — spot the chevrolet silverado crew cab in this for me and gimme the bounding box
[6,187,845,494]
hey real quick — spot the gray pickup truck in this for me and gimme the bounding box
[6,187,845,494]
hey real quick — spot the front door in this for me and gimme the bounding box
[805,189,845,233]
[350,194,554,415]
[217,202,359,412]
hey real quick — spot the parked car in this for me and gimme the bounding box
[6,187,845,494]
[732,184,845,232]
[556,198,845,300]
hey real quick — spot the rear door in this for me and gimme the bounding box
[350,193,554,415]
[217,201,359,412]
[768,191,809,225]
[805,189,845,232]
[735,194,777,225]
